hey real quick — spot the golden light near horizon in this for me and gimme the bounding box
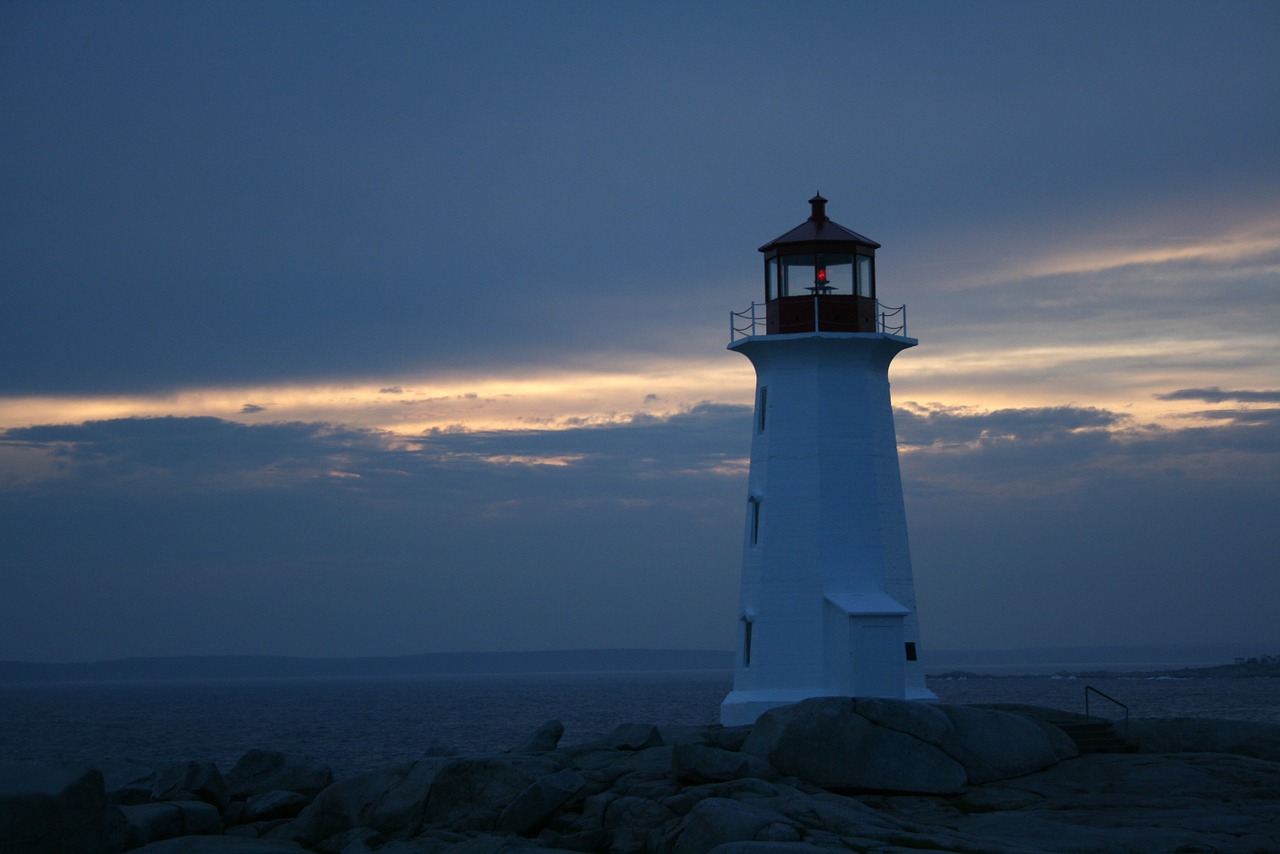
[2,329,1268,446]
[894,333,1280,424]
[0,358,759,436]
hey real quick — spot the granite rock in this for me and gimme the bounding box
[511,720,564,755]
[0,762,122,854]
[225,750,334,799]
[241,790,311,823]
[1128,716,1280,761]
[742,697,1075,793]
[19,707,1280,854]
[153,761,230,809]
[120,800,222,845]
[131,837,309,853]
[671,744,779,785]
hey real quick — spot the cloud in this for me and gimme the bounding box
[241,403,266,413]
[2,397,1277,660]
[0,407,754,659]
[1001,218,1280,282]
[894,401,1280,651]
[896,403,1125,448]
[1157,387,1280,404]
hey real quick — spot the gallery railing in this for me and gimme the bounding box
[730,299,908,342]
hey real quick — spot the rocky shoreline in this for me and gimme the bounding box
[4,697,1280,854]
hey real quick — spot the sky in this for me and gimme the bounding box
[2,1,1278,663]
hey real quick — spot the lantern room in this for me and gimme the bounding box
[759,194,880,334]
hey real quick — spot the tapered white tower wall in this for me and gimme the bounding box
[719,331,933,726]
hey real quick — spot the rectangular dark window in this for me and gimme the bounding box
[749,498,760,546]
[756,387,767,433]
[905,642,918,662]
[743,618,753,667]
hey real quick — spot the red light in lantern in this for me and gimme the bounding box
[815,266,828,283]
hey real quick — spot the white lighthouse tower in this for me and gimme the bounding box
[720,195,934,727]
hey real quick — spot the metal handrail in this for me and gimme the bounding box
[1084,685,1129,741]
[729,299,909,342]
[878,303,907,336]
[730,302,766,341]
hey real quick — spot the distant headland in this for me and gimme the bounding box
[932,654,1280,681]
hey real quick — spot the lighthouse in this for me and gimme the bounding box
[720,195,934,727]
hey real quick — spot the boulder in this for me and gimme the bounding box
[241,790,310,822]
[153,761,230,809]
[596,793,679,853]
[129,837,309,852]
[0,762,121,854]
[665,797,798,854]
[703,726,753,753]
[706,845,831,854]
[286,754,457,844]
[96,757,162,805]
[934,702,1077,783]
[742,698,1076,793]
[741,698,967,793]
[224,750,333,798]
[359,755,449,835]
[511,720,564,754]
[119,800,222,845]
[671,744,779,785]
[604,723,664,751]
[495,769,587,834]
[421,754,566,830]
[285,765,407,846]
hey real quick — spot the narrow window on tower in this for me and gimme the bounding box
[905,642,918,662]
[756,387,768,433]
[748,497,761,546]
[742,617,753,667]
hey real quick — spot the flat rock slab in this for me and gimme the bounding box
[869,751,1280,853]
[1128,716,1280,761]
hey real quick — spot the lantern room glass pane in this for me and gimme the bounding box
[779,254,853,296]
[856,254,874,298]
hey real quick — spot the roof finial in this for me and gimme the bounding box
[808,192,828,223]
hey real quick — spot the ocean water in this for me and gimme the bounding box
[1,672,1276,778]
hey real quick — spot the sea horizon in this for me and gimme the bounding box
[3,641,1276,683]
